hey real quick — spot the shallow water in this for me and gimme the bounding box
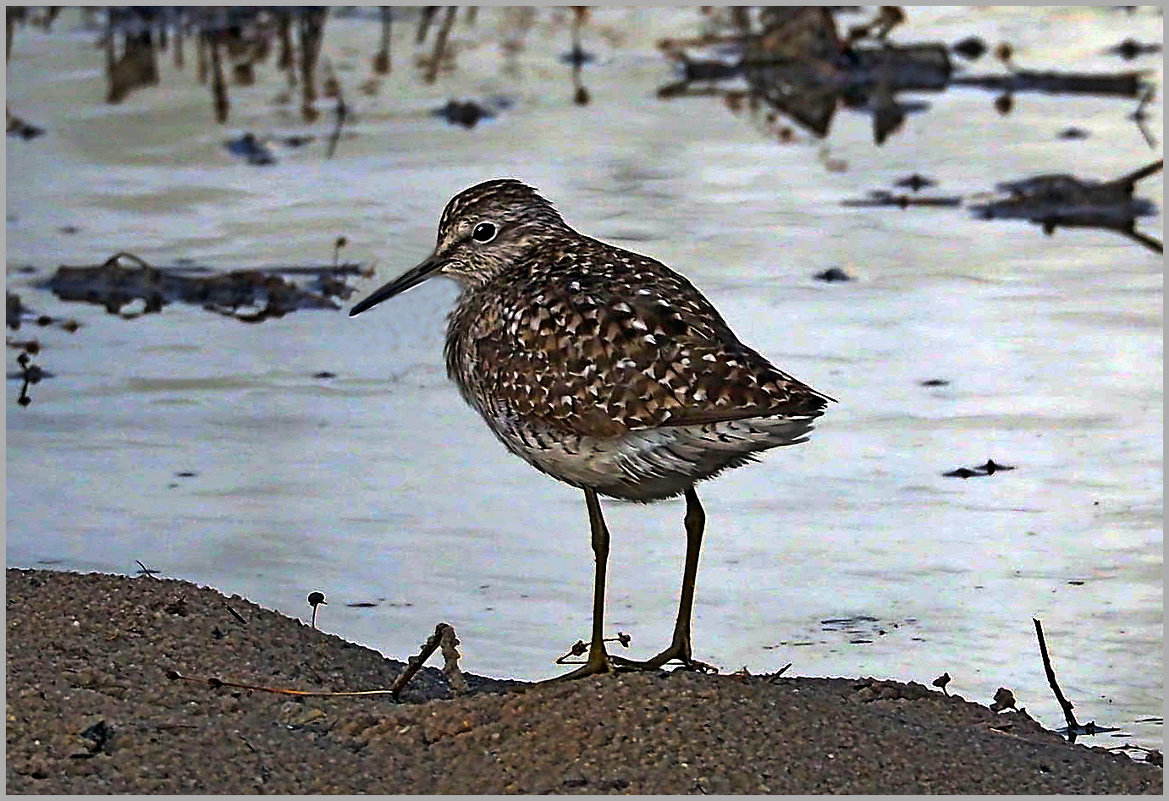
[6,8,1163,751]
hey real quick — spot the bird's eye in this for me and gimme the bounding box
[471,222,497,243]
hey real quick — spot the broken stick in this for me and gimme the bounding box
[1033,617,1081,742]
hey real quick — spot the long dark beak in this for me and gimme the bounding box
[348,254,444,317]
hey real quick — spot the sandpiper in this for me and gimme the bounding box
[350,179,832,680]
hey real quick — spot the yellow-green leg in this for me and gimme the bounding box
[611,487,714,672]
[543,487,615,682]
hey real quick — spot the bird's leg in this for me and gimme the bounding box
[612,488,716,672]
[543,487,615,682]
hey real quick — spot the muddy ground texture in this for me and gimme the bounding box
[5,568,1161,794]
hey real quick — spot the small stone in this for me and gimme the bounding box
[813,267,852,283]
[990,687,1017,712]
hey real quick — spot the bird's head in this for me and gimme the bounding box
[349,179,566,317]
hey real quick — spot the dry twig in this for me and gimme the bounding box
[1033,618,1081,742]
[389,622,457,698]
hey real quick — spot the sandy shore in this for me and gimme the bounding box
[5,568,1161,794]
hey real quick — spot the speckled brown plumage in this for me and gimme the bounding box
[433,180,831,500]
[446,235,827,434]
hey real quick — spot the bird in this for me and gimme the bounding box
[349,179,832,680]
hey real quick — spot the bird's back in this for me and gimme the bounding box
[444,233,830,500]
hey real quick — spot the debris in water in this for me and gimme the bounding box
[6,110,45,140]
[44,252,368,323]
[224,133,276,166]
[951,36,987,61]
[432,97,513,128]
[1105,38,1161,60]
[841,191,962,209]
[894,174,937,191]
[943,459,1015,479]
[969,160,1163,253]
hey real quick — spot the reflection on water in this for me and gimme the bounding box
[657,6,1154,149]
[5,7,1163,755]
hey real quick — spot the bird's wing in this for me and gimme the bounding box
[470,248,832,439]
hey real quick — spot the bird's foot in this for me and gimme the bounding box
[609,641,718,674]
[541,645,615,683]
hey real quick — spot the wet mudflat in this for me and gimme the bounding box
[5,4,1164,765]
[5,569,1162,794]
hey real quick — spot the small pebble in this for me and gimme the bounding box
[952,36,987,60]
[814,267,852,283]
